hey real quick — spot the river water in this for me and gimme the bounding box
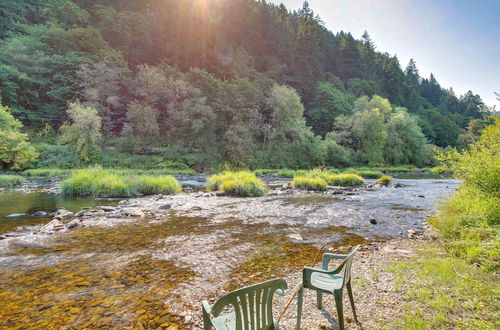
[0,176,458,328]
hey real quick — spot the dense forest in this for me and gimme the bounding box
[0,0,491,170]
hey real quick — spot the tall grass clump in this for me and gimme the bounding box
[133,176,182,195]
[329,173,365,187]
[291,176,327,191]
[297,169,365,187]
[206,171,266,197]
[0,175,26,187]
[432,117,499,271]
[62,169,182,198]
[375,175,393,185]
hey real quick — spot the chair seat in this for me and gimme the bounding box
[212,312,236,329]
[310,272,344,292]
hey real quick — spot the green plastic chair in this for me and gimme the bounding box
[296,245,360,330]
[202,278,288,330]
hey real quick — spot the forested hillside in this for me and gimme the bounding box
[0,0,490,170]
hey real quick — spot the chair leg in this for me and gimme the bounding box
[346,280,358,323]
[334,290,344,330]
[316,291,323,309]
[296,286,303,330]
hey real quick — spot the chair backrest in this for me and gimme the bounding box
[341,245,359,286]
[207,278,287,330]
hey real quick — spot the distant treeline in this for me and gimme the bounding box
[0,0,491,169]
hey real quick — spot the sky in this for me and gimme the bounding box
[268,0,500,110]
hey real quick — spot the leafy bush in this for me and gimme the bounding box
[206,171,266,197]
[0,103,38,170]
[61,169,182,198]
[291,177,328,191]
[0,175,26,187]
[432,117,499,270]
[27,143,79,169]
[100,151,195,173]
[375,175,393,185]
[60,101,102,164]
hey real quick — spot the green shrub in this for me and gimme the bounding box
[291,176,328,191]
[22,168,73,177]
[0,175,26,187]
[375,175,393,185]
[206,171,266,197]
[432,117,500,271]
[62,169,182,198]
[133,176,182,195]
[27,143,79,169]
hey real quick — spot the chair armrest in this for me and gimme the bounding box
[202,300,212,314]
[322,253,347,270]
[303,266,341,288]
[202,300,213,329]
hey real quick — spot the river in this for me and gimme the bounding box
[0,176,458,328]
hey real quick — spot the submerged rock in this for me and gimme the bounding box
[159,204,172,210]
[5,213,27,218]
[369,218,377,224]
[32,211,48,217]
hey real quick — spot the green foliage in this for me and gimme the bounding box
[308,81,354,136]
[343,168,383,179]
[60,101,102,164]
[0,175,26,187]
[61,169,182,198]
[27,143,79,169]
[432,117,500,270]
[0,0,487,169]
[291,176,328,191]
[206,171,266,197]
[0,103,38,170]
[22,168,72,177]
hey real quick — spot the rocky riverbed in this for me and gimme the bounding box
[0,177,458,328]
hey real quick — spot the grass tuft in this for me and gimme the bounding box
[206,171,266,197]
[132,176,182,195]
[375,175,393,185]
[61,169,182,198]
[0,175,26,187]
[291,176,328,191]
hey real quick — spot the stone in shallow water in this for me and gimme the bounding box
[120,209,145,217]
[100,206,116,212]
[159,204,171,210]
[54,211,74,221]
[32,211,48,217]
